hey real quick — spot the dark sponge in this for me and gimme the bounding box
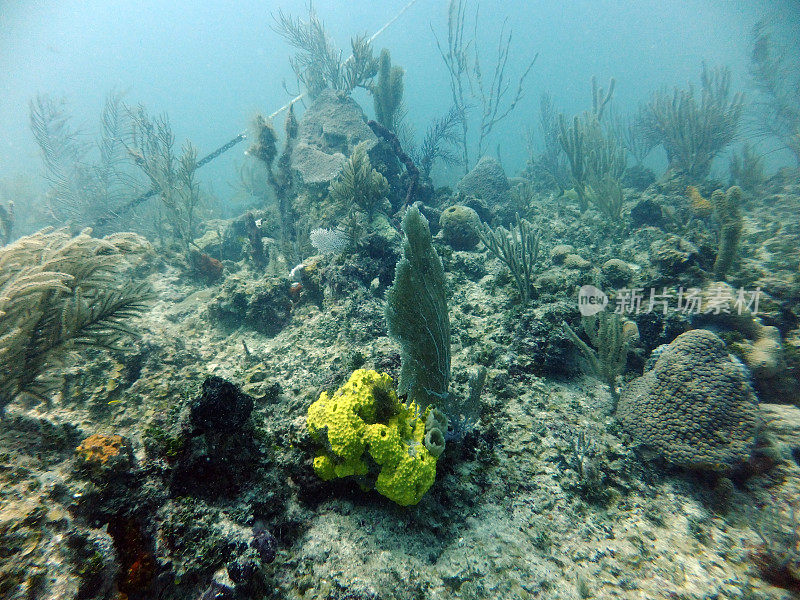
[616,329,759,473]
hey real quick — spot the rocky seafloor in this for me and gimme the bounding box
[3,95,800,600]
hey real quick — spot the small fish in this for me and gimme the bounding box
[108,399,123,405]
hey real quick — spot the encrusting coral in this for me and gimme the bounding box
[687,185,713,218]
[0,227,152,411]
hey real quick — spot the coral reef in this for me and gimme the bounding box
[6,11,800,600]
[188,250,224,282]
[309,226,349,256]
[687,184,714,218]
[601,258,634,288]
[729,143,767,193]
[629,197,664,228]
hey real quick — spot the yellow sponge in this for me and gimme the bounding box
[306,369,438,506]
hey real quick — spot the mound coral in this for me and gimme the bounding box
[306,369,438,506]
[616,329,759,473]
[439,204,480,250]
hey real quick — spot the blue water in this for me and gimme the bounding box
[0,0,798,191]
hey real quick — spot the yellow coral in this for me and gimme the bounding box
[306,369,438,506]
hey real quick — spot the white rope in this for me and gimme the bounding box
[368,0,421,44]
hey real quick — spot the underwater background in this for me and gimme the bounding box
[1,1,800,599]
[3,0,799,187]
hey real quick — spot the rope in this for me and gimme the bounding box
[93,0,421,229]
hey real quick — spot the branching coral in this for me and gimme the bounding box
[272,7,378,98]
[247,108,299,259]
[611,105,658,166]
[750,501,800,592]
[125,105,201,255]
[558,113,627,214]
[0,227,152,411]
[327,142,389,221]
[371,49,405,133]
[642,64,744,180]
[711,186,744,280]
[563,312,630,408]
[434,0,537,172]
[523,92,572,194]
[477,214,541,303]
[415,106,462,180]
[30,93,141,230]
[729,143,766,193]
[584,172,625,222]
[749,20,800,166]
[590,76,616,121]
[0,202,13,246]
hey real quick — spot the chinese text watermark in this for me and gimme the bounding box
[578,285,762,317]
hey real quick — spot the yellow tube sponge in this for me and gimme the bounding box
[306,369,438,506]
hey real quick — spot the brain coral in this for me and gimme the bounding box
[616,329,759,473]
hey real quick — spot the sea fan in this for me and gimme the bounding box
[309,227,348,256]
